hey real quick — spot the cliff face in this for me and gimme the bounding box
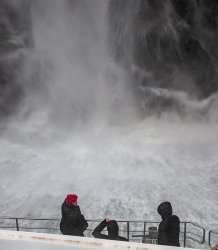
[108,0,218,98]
[0,0,218,119]
[0,0,32,117]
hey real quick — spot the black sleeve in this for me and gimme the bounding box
[92,219,109,239]
[78,214,89,232]
[159,218,169,231]
[158,219,169,245]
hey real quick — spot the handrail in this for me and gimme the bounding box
[209,230,218,247]
[0,216,205,248]
[187,222,205,244]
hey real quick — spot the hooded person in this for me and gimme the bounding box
[157,201,180,247]
[60,194,88,236]
[92,218,128,242]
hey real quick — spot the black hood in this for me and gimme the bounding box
[107,220,119,237]
[157,201,173,218]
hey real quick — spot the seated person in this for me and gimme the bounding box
[92,218,128,241]
[60,194,88,236]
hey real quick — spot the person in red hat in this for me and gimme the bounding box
[60,194,88,236]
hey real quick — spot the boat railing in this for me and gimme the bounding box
[0,216,205,248]
[208,230,218,247]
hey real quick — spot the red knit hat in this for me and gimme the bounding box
[65,194,78,207]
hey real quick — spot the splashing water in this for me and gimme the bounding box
[0,1,217,245]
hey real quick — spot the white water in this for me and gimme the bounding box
[0,0,217,243]
[1,120,218,228]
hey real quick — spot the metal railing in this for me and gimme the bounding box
[209,230,218,247]
[121,220,205,247]
[0,217,205,248]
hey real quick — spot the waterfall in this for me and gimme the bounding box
[0,1,217,240]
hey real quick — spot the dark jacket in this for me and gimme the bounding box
[92,219,128,242]
[60,201,88,236]
[157,202,180,247]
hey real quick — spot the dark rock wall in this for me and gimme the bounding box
[108,0,218,99]
[0,0,32,117]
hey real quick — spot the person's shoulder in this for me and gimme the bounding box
[171,215,180,222]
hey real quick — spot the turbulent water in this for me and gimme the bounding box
[0,0,218,247]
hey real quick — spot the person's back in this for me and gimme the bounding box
[60,194,88,237]
[157,201,180,247]
[92,219,128,242]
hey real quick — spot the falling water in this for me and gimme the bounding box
[0,1,217,247]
